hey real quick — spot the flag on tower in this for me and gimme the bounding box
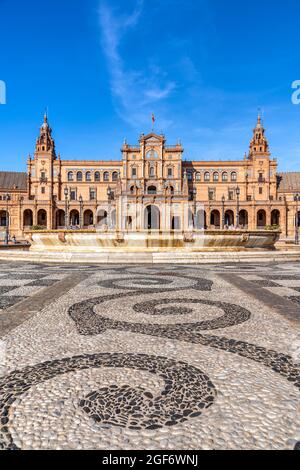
[152,113,155,125]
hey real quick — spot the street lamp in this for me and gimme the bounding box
[295,194,300,245]
[193,187,197,230]
[236,187,240,229]
[64,187,69,229]
[221,195,225,230]
[4,193,10,245]
[79,195,83,229]
[107,186,113,230]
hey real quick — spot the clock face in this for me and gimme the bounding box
[146,149,159,159]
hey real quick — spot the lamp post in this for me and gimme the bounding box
[5,193,10,245]
[107,186,113,230]
[236,186,240,229]
[295,194,300,245]
[79,195,83,229]
[193,187,197,229]
[221,195,225,230]
[64,187,69,229]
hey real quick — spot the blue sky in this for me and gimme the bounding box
[0,0,300,171]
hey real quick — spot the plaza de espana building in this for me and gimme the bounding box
[0,113,300,241]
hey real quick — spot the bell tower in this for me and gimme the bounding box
[249,113,270,159]
[30,113,56,215]
[35,113,56,158]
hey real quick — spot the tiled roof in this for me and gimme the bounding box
[277,172,300,192]
[0,172,27,190]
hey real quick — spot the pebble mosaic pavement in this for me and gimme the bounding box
[0,261,300,450]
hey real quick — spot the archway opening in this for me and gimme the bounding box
[0,210,8,227]
[69,210,79,227]
[225,210,234,227]
[210,210,220,229]
[56,209,65,229]
[144,205,160,230]
[24,209,33,228]
[37,209,47,227]
[239,210,248,228]
[84,210,94,227]
[257,210,266,229]
[271,209,280,226]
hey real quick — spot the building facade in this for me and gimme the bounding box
[0,114,300,240]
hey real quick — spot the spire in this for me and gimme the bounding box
[35,112,56,158]
[249,112,269,158]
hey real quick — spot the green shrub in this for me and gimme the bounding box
[31,225,47,231]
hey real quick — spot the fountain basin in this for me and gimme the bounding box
[24,230,280,252]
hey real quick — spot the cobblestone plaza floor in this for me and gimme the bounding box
[0,261,299,450]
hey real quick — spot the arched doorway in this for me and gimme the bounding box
[23,209,33,228]
[196,210,206,230]
[144,205,160,230]
[239,210,248,228]
[97,210,108,228]
[83,210,94,227]
[257,210,266,229]
[0,210,9,227]
[69,210,79,226]
[271,209,280,226]
[225,210,234,227]
[56,209,65,229]
[37,209,47,227]
[210,210,220,228]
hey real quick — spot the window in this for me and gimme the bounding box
[259,188,263,195]
[112,171,118,181]
[146,149,159,159]
[187,171,193,182]
[149,167,155,178]
[131,168,137,178]
[41,172,46,180]
[168,167,173,178]
[68,171,74,182]
[148,186,157,195]
[196,172,201,181]
[41,187,45,194]
[222,172,228,182]
[258,173,264,183]
[213,172,219,182]
[103,172,109,181]
[247,195,252,201]
[231,172,237,182]
[77,171,83,182]
[86,171,91,182]
[94,172,100,182]
[70,189,77,201]
[204,172,210,182]
[228,191,234,201]
[90,188,97,201]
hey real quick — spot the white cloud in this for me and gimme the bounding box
[98,0,176,128]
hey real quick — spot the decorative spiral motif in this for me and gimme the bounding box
[0,353,216,450]
[96,275,213,291]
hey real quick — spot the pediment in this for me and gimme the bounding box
[140,133,165,145]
